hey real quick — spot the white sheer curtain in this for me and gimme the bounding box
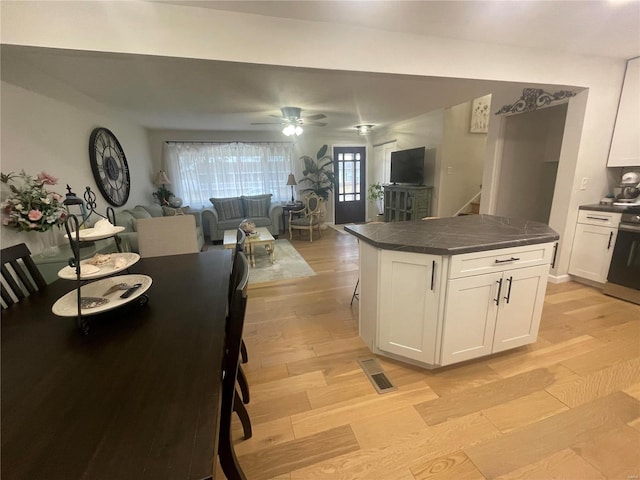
[164,142,294,208]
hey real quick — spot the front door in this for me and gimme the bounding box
[334,146,366,224]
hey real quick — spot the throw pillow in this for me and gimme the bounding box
[129,206,153,220]
[162,206,191,216]
[241,194,272,218]
[210,197,244,221]
[141,204,164,218]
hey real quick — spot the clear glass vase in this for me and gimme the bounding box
[38,229,61,258]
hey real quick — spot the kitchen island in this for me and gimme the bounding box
[345,215,559,368]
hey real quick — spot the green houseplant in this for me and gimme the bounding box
[367,182,384,216]
[299,145,336,201]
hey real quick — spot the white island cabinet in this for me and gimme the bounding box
[348,216,558,369]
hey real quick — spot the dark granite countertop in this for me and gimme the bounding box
[344,215,559,255]
[579,203,630,213]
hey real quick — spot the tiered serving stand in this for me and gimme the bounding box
[53,187,151,334]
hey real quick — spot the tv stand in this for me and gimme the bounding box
[383,184,433,222]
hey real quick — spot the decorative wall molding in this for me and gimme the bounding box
[495,88,576,115]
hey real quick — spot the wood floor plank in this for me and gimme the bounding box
[417,362,503,397]
[546,357,640,407]
[289,412,500,480]
[572,424,640,479]
[291,381,438,439]
[494,448,606,480]
[306,371,375,409]
[486,335,602,378]
[465,392,640,479]
[349,405,428,449]
[482,390,570,433]
[559,335,640,376]
[285,347,372,377]
[410,450,486,480]
[237,424,360,480]
[414,368,562,426]
[232,416,295,456]
[245,391,312,425]
[248,371,327,402]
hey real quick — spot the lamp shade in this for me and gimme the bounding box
[286,173,297,186]
[154,170,171,186]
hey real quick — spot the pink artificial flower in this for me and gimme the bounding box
[37,172,58,185]
[48,192,63,202]
[28,209,43,221]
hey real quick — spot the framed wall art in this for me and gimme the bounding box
[470,94,491,133]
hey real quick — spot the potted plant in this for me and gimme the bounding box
[367,182,385,220]
[298,145,336,202]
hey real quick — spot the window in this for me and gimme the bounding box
[164,142,293,207]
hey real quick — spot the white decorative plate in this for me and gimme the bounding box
[52,274,152,317]
[57,253,141,280]
[64,225,125,241]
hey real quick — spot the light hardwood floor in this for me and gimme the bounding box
[223,227,640,479]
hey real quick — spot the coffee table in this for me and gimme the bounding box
[223,227,276,267]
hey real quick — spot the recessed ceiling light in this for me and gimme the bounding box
[355,124,374,135]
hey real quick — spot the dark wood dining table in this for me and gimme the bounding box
[1,249,232,480]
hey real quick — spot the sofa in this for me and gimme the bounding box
[114,204,205,253]
[202,194,282,242]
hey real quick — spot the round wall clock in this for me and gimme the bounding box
[89,127,131,207]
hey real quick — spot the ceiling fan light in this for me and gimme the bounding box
[282,124,296,136]
[295,125,303,136]
[356,124,373,135]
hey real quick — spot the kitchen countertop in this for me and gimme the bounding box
[344,214,559,255]
[579,203,632,213]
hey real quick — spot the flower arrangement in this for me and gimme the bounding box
[1,170,67,232]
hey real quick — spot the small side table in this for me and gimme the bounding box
[281,202,304,234]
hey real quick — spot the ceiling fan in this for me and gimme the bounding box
[251,107,327,135]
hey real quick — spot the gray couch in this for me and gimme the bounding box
[114,204,205,253]
[202,194,282,242]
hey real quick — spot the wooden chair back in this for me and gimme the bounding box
[218,250,250,480]
[1,243,47,308]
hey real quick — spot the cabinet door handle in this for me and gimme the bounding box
[551,242,558,268]
[586,216,609,222]
[504,276,513,304]
[607,231,613,249]
[495,257,520,264]
[430,260,436,291]
[494,278,503,306]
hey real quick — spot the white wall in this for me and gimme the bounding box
[438,101,487,217]
[371,110,444,214]
[0,81,154,252]
[0,0,628,274]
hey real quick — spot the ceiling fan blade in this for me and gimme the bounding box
[251,122,283,125]
[302,113,327,121]
[303,121,327,127]
[269,114,284,119]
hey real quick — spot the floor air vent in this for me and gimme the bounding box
[358,358,397,394]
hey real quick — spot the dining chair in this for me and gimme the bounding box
[289,193,323,242]
[219,250,251,480]
[228,243,251,405]
[235,227,246,254]
[230,228,249,365]
[1,243,47,308]
[136,215,200,258]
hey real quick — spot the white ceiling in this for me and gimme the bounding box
[2,1,638,134]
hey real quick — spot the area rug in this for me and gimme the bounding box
[207,239,316,284]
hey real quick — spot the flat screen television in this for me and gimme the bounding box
[390,147,425,185]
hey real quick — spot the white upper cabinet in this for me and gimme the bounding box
[608,57,640,167]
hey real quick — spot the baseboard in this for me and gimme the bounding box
[548,273,571,284]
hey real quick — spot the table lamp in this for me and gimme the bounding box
[286,173,297,204]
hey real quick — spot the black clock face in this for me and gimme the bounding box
[89,127,130,207]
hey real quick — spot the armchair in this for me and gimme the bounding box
[288,193,323,243]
